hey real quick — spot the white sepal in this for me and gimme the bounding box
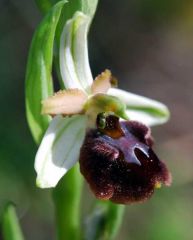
[35,115,87,188]
[108,88,170,126]
[60,11,93,93]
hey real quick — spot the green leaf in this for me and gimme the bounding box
[35,0,60,13]
[2,204,24,240]
[25,1,65,144]
[59,11,93,91]
[35,0,98,17]
[35,115,87,188]
[108,88,170,126]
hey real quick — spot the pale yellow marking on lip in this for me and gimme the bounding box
[155,181,162,189]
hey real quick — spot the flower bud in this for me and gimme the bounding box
[79,115,171,204]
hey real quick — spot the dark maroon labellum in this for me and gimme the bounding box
[79,115,171,204]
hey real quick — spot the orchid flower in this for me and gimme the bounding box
[35,11,170,189]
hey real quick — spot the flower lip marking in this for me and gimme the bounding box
[79,114,171,204]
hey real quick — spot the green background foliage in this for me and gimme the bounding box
[1,0,193,239]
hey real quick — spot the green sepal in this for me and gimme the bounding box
[25,1,65,144]
[56,0,98,47]
[35,0,98,43]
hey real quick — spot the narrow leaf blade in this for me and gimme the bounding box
[35,0,98,17]
[2,204,24,240]
[35,115,87,188]
[35,0,53,13]
[25,1,65,143]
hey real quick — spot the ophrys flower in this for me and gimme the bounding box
[35,12,170,192]
[80,114,171,204]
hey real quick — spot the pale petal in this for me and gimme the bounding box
[91,69,114,94]
[35,115,87,188]
[42,89,87,115]
[108,88,170,126]
[125,110,167,126]
[60,12,93,92]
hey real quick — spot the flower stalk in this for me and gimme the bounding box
[53,165,83,240]
[102,203,125,240]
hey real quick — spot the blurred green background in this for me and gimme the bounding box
[1,0,193,239]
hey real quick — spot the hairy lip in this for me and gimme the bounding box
[79,115,171,204]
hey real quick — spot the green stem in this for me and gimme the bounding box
[53,164,83,240]
[103,203,125,240]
